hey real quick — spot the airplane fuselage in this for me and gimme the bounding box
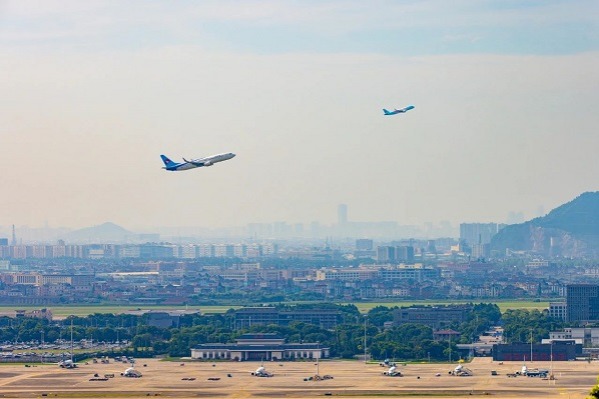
[383,105,415,115]
[161,152,236,171]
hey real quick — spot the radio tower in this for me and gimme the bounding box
[11,225,16,246]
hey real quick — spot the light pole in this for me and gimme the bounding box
[550,341,553,377]
[363,316,368,363]
[530,328,533,363]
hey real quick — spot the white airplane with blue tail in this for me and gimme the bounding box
[160,152,236,171]
[383,105,415,115]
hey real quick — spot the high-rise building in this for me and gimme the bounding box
[460,223,500,246]
[354,239,375,258]
[377,245,415,264]
[549,302,567,321]
[395,246,415,264]
[355,239,373,251]
[11,225,16,246]
[471,244,491,259]
[377,246,395,263]
[566,284,599,323]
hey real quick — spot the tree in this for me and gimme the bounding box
[502,309,565,344]
[588,377,599,399]
[367,306,396,328]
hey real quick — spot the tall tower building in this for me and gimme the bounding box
[337,204,348,225]
[11,225,16,246]
[459,223,499,246]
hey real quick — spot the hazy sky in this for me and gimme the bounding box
[1,1,598,230]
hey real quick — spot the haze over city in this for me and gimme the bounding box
[1,1,598,232]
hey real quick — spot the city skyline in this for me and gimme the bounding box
[1,1,597,230]
[0,191,562,242]
[0,202,522,243]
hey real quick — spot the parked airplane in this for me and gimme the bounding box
[251,366,273,377]
[383,105,415,115]
[514,365,548,378]
[160,152,236,171]
[58,359,77,369]
[449,364,473,376]
[122,366,142,378]
[383,365,402,377]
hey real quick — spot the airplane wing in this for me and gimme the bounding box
[183,157,205,167]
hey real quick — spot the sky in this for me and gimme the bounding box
[0,0,598,232]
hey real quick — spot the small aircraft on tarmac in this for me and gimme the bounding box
[383,105,415,115]
[160,152,236,171]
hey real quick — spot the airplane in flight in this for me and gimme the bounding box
[160,152,236,171]
[383,105,415,115]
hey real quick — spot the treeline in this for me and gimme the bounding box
[502,309,567,343]
[0,303,567,361]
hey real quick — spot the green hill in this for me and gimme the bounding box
[491,192,599,257]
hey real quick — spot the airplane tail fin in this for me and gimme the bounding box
[383,109,392,115]
[160,155,176,167]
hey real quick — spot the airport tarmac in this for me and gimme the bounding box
[0,357,597,398]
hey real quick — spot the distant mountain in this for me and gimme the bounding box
[491,192,599,257]
[65,222,135,243]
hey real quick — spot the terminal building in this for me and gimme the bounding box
[191,333,330,361]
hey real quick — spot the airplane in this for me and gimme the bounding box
[514,364,548,378]
[251,366,273,377]
[383,365,402,377]
[449,364,473,376]
[122,366,142,378]
[383,105,415,115]
[160,152,236,171]
[58,359,77,369]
